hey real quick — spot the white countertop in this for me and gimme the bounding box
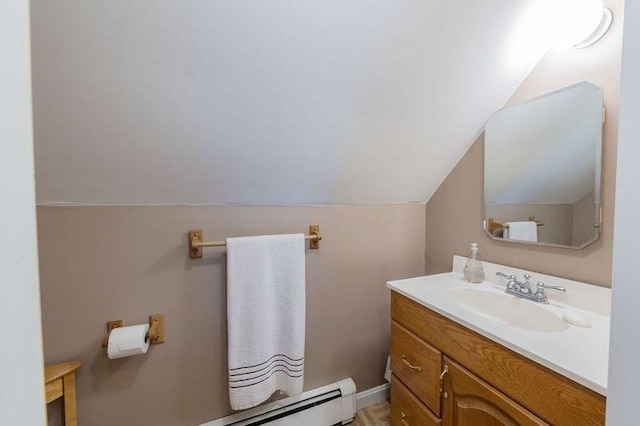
[387,257,610,396]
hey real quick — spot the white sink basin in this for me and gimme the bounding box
[446,287,569,332]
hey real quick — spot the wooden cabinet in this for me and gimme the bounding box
[390,291,606,426]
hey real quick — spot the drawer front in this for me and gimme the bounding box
[391,375,442,426]
[391,320,443,416]
[391,292,606,426]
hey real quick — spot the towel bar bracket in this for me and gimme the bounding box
[309,225,321,250]
[189,230,204,259]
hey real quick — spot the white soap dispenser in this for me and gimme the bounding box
[463,243,485,283]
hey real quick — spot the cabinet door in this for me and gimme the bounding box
[443,357,549,426]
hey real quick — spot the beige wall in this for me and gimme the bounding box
[485,203,573,246]
[573,190,597,246]
[486,195,600,247]
[38,204,425,426]
[425,0,622,287]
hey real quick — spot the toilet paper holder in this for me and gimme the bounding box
[101,313,165,348]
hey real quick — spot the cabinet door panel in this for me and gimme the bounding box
[443,357,549,426]
[391,375,441,426]
[391,321,442,416]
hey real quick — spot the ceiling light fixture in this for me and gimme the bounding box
[550,0,613,49]
[573,7,613,48]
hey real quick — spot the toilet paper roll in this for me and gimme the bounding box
[107,324,150,359]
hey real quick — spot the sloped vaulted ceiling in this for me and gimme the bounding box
[31,0,550,205]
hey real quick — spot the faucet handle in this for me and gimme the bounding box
[536,282,567,292]
[496,271,516,281]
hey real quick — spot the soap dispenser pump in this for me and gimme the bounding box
[463,243,485,283]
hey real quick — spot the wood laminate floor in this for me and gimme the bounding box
[350,401,390,426]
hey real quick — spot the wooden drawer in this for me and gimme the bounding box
[391,321,443,416]
[443,357,548,426]
[391,292,606,425]
[391,375,442,426]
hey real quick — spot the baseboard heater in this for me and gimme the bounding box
[201,378,357,426]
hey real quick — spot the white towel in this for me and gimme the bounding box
[504,221,538,242]
[226,234,306,410]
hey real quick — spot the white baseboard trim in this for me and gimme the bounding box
[356,383,390,411]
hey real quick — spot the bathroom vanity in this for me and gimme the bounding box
[387,257,609,426]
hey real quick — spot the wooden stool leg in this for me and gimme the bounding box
[62,373,77,426]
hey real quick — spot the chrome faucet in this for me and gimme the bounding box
[496,272,566,303]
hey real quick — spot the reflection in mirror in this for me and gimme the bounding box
[484,82,603,249]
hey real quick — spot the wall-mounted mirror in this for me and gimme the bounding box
[484,81,603,249]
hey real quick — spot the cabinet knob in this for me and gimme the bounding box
[401,354,422,372]
[400,411,408,424]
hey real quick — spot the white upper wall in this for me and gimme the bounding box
[31,0,550,205]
